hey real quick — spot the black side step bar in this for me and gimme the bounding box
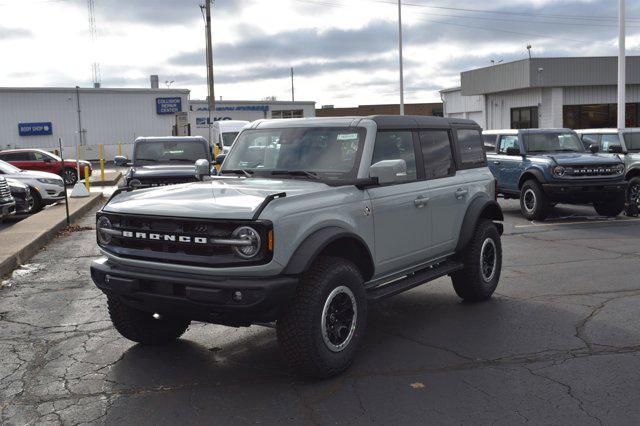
[367,261,464,302]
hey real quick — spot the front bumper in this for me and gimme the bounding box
[0,201,16,218]
[542,181,627,203]
[90,257,299,326]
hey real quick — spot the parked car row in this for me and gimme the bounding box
[0,148,92,185]
[0,159,65,214]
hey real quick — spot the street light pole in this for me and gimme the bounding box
[203,0,216,144]
[618,0,626,130]
[398,0,405,116]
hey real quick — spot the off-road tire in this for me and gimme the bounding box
[277,256,367,379]
[625,177,640,217]
[30,188,43,213]
[520,180,550,221]
[451,220,502,302]
[62,168,78,185]
[594,194,625,217]
[107,296,190,345]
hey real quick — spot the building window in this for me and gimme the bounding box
[272,110,304,119]
[511,107,539,129]
[563,103,640,129]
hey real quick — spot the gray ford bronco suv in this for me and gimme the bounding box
[91,116,504,378]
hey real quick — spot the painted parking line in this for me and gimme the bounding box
[514,217,640,228]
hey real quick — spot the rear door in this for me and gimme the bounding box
[419,128,465,256]
[0,152,31,170]
[495,135,522,194]
[367,130,431,275]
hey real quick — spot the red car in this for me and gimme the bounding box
[0,149,92,185]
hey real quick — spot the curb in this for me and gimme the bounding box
[0,193,103,279]
[82,171,123,187]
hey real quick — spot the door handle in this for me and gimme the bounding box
[493,161,501,165]
[455,188,469,199]
[414,196,429,208]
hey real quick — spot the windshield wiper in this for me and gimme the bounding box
[270,170,319,179]
[220,169,253,177]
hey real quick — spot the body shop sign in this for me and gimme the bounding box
[19,122,53,136]
[156,97,182,114]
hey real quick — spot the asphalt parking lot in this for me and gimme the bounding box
[2,199,640,425]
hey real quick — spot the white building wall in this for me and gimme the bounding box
[441,89,486,128]
[0,88,190,159]
[485,88,542,130]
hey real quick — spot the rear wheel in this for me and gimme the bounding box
[107,296,190,345]
[520,180,550,221]
[451,220,502,302]
[594,194,625,217]
[277,256,367,379]
[62,168,78,185]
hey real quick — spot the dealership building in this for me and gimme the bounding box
[441,56,640,130]
[0,85,315,160]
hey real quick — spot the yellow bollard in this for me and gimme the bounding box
[99,144,105,182]
[118,143,122,156]
[84,166,90,191]
[214,144,221,172]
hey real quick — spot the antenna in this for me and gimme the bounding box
[87,0,101,87]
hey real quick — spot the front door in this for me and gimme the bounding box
[367,130,430,276]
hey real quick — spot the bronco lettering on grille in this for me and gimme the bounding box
[121,230,208,244]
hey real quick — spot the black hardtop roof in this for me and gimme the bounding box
[367,115,480,130]
[135,136,208,143]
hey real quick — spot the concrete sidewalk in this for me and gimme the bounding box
[81,171,122,187]
[0,193,103,278]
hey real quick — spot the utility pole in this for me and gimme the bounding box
[618,0,626,130]
[398,0,405,116]
[202,0,216,144]
[75,86,83,147]
[290,67,295,102]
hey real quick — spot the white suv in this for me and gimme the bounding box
[0,160,65,212]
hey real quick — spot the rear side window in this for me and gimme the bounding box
[418,130,455,180]
[482,134,496,151]
[625,133,640,151]
[457,129,486,169]
[1,152,31,161]
[601,134,622,152]
[372,131,417,181]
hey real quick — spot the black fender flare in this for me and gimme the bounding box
[455,197,504,252]
[281,227,373,276]
[518,168,546,189]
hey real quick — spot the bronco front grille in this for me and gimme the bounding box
[565,165,622,177]
[98,213,273,268]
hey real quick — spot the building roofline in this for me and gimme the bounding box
[0,87,191,94]
[191,99,316,105]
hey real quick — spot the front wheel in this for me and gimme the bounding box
[30,188,43,213]
[625,177,640,217]
[107,296,190,345]
[451,220,502,302]
[520,180,550,221]
[277,256,367,379]
[594,194,625,217]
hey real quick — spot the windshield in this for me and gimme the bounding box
[133,140,208,165]
[624,133,640,151]
[0,160,21,174]
[523,132,584,153]
[221,132,239,147]
[222,127,366,180]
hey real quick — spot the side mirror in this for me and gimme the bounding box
[368,159,408,185]
[589,144,600,154]
[43,158,53,163]
[214,154,227,166]
[608,145,624,154]
[195,159,211,181]
[506,147,522,156]
[114,156,129,167]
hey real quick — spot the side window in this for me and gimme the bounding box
[457,129,487,169]
[581,134,600,150]
[2,152,30,161]
[418,130,455,180]
[30,151,44,161]
[498,136,519,154]
[482,134,496,152]
[601,134,621,151]
[372,131,417,181]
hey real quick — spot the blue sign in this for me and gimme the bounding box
[156,97,182,114]
[196,105,269,112]
[18,122,53,136]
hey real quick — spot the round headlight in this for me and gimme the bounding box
[552,166,566,177]
[97,216,113,245]
[614,164,625,174]
[232,226,261,259]
[129,179,142,188]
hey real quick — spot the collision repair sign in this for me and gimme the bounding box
[156,97,183,114]
[18,122,53,136]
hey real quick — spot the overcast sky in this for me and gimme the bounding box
[1,0,639,106]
